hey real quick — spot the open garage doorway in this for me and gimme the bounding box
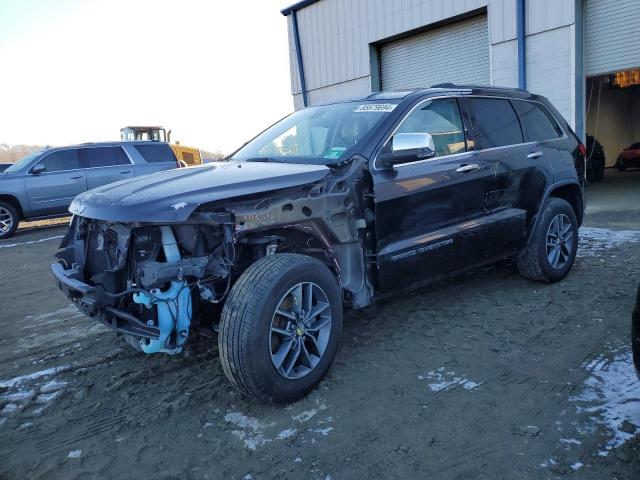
[586,72,640,173]
[584,71,640,229]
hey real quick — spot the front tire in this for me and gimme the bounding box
[0,201,19,239]
[517,198,578,283]
[219,253,343,403]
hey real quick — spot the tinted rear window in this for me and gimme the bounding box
[466,98,523,149]
[35,150,80,172]
[512,101,563,142]
[84,147,130,168]
[134,144,177,163]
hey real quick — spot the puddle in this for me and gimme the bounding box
[570,346,640,456]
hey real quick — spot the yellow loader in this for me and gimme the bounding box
[120,126,202,167]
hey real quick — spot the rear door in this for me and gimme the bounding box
[130,143,178,175]
[82,146,135,190]
[372,96,490,291]
[26,149,87,216]
[461,97,531,259]
[511,98,565,184]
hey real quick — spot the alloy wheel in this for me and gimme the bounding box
[269,282,332,380]
[0,207,13,235]
[546,213,574,269]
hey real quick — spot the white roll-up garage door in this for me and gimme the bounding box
[585,0,640,76]
[380,15,490,91]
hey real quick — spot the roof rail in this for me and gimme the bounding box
[431,83,528,92]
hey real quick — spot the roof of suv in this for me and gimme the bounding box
[39,141,171,153]
[323,84,537,106]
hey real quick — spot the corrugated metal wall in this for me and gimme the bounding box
[286,0,577,125]
[288,0,488,96]
[585,0,640,76]
[380,15,490,90]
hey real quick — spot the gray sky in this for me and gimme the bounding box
[0,0,294,154]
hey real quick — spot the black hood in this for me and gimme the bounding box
[70,161,330,223]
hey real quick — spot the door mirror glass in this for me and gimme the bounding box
[379,132,435,169]
[31,163,46,174]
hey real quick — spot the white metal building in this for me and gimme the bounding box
[282,0,640,165]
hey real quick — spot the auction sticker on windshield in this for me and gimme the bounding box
[324,147,347,159]
[354,104,397,113]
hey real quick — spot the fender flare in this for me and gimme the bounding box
[526,179,584,246]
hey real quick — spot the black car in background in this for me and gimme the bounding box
[0,163,10,172]
[53,85,586,402]
[586,134,605,182]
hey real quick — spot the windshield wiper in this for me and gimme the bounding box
[244,157,288,163]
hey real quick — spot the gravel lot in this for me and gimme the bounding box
[1,171,639,479]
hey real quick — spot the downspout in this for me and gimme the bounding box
[291,11,309,107]
[574,0,585,141]
[516,0,526,90]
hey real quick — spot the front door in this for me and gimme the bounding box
[372,96,489,292]
[26,149,87,216]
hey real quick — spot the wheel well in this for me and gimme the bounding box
[548,184,583,226]
[239,228,338,274]
[0,195,24,220]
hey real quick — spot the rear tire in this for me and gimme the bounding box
[616,156,627,171]
[587,157,605,182]
[219,253,343,403]
[0,201,19,239]
[517,198,578,283]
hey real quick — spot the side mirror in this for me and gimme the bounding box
[379,132,436,169]
[31,164,46,175]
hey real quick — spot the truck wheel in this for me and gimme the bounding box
[219,253,343,403]
[517,198,578,283]
[0,201,19,239]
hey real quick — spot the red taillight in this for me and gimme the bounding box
[578,143,587,158]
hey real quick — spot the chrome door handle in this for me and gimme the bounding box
[69,176,83,180]
[527,151,544,159]
[456,163,481,173]
[119,170,131,174]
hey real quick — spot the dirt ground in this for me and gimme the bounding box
[1,170,639,479]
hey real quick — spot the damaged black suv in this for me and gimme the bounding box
[53,85,586,402]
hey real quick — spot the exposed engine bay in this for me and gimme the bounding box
[53,159,374,355]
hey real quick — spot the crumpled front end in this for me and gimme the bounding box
[52,214,234,354]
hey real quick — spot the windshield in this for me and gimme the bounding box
[232,100,401,164]
[4,150,43,173]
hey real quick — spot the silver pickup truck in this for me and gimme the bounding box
[0,141,180,238]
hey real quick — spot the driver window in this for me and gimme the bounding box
[34,150,80,173]
[396,98,467,156]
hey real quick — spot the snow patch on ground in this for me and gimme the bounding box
[570,346,640,456]
[223,403,333,450]
[0,365,70,388]
[539,457,557,468]
[292,403,328,423]
[418,367,481,392]
[578,227,640,258]
[0,367,70,420]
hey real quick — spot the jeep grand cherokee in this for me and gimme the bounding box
[53,85,586,403]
